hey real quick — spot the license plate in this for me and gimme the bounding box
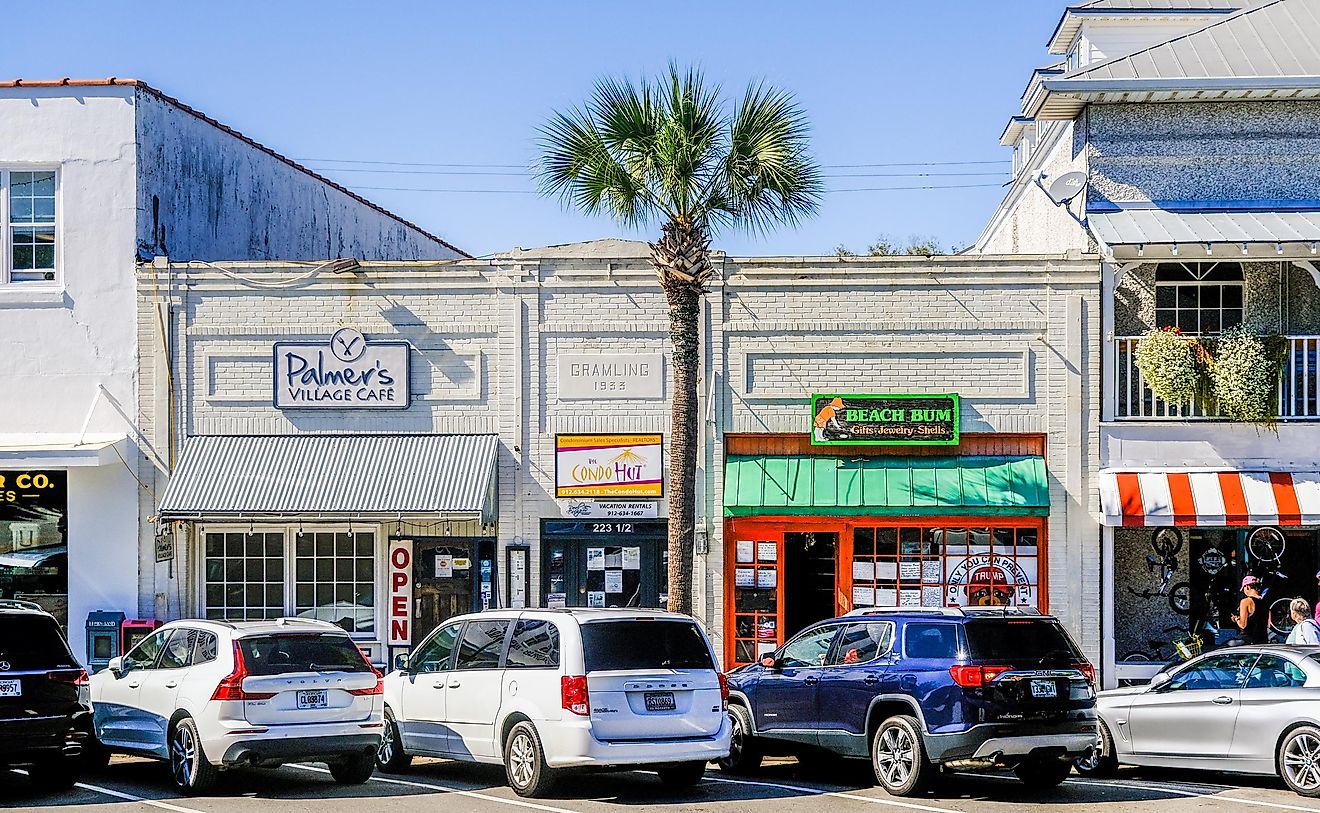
[1030,679,1057,699]
[0,679,19,698]
[297,689,328,709]
[644,691,676,712]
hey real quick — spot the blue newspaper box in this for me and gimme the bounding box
[86,610,125,672]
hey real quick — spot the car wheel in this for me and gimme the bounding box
[717,705,763,775]
[376,708,412,773]
[1074,721,1119,778]
[656,760,707,788]
[169,717,218,795]
[26,758,81,792]
[870,715,931,796]
[1014,756,1073,789]
[504,721,556,798]
[1279,725,1320,797]
[329,752,375,784]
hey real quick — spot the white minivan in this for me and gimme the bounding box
[377,609,731,797]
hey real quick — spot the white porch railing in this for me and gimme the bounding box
[1114,335,1320,420]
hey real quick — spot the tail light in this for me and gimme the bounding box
[346,651,385,695]
[47,668,88,685]
[561,675,589,716]
[1074,661,1096,683]
[717,673,729,710]
[949,664,1013,688]
[212,642,276,701]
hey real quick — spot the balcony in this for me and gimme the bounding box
[1115,335,1320,420]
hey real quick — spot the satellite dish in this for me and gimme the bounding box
[1044,171,1087,205]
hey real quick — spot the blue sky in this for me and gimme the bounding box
[6,1,1071,257]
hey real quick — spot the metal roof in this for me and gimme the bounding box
[158,435,499,518]
[1048,0,1253,54]
[1089,206,1320,244]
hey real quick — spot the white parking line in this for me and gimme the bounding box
[9,770,209,813]
[1069,776,1320,813]
[705,774,967,813]
[291,763,583,813]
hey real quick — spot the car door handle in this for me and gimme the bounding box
[803,675,819,685]
[448,680,462,688]
[127,682,140,689]
[863,675,880,685]
[164,681,177,689]
[1213,695,1234,705]
[431,682,445,689]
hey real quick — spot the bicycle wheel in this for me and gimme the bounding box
[1168,582,1192,615]
[1270,597,1298,635]
[1249,527,1287,564]
[1120,651,1154,662]
[1151,528,1183,558]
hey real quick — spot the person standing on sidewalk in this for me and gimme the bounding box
[1289,598,1320,645]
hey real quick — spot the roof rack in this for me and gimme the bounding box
[0,598,47,613]
[272,617,343,629]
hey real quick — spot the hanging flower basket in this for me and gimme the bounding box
[1134,327,1201,408]
[1207,327,1287,425]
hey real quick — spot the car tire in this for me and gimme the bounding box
[1014,756,1073,789]
[717,705,763,775]
[169,717,218,795]
[656,760,707,788]
[504,721,556,798]
[376,708,412,773]
[871,715,931,797]
[81,735,112,772]
[329,752,375,785]
[27,757,81,792]
[1279,725,1320,797]
[1074,721,1119,778]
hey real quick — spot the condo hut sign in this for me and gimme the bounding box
[274,328,410,409]
[811,394,959,446]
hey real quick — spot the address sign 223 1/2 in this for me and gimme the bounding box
[810,393,959,446]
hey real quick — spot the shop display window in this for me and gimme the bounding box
[730,538,780,665]
[204,532,285,621]
[850,525,1041,610]
[294,532,375,633]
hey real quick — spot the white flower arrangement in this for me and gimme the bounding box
[1209,326,1283,425]
[1134,327,1201,408]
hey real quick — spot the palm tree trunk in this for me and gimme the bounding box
[651,222,711,616]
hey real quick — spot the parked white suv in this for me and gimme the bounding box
[377,609,731,797]
[88,618,383,794]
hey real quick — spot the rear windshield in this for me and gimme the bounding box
[0,615,76,669]
[964,620,1083,664]
[580,620,714,672]
[238,633,371,676]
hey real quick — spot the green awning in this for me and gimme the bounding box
[723,455,1049,517]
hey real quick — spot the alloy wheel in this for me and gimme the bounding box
[728,714,745,762]
[508,731,535,789]
[875,726,915,787]
[171,725,196,788]
[378,720,396,765]
[1285,732,1320,791]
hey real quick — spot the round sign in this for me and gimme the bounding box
[1199,548,1228,575]
[329,327,367,362]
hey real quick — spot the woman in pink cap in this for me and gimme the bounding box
[1232,576,1268,644]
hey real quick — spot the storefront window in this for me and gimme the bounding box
[204,532,285,621]
[851,525,1041,610]
[0,470,68,629]
[294,532,375,633]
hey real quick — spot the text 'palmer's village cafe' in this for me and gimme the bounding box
[721,393,1052,667]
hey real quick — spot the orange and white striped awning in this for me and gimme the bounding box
[1100,470,1320,527]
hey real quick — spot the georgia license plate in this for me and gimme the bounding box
[644,691,676,712]
[0,679,19,698]
[297,689,328,709]
[1030,679,1058,699]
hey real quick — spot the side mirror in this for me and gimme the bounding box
[1149,671,1172,690]
[107,656,125,677]
[393,653,410,673]
[759,655,779,670]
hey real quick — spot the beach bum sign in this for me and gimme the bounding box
[811,393,959,446]
[555,434,663,498]
[274,328,410,409]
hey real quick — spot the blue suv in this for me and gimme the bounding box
[720,608,1097,796]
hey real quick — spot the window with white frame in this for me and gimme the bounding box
[202,528,377,634]
[1155,262,1244,335]
[4,170,57,284]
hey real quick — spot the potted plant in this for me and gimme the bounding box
[1207,327,1287,425]
[1133,327,1202,408]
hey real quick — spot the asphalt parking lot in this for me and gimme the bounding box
[6,756,1320,813]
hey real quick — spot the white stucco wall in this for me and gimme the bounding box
[134,89,462,262]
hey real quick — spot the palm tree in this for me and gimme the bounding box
[537,65,822,615]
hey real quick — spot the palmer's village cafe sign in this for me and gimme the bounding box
[274,328,410,409]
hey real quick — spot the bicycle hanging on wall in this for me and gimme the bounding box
[1126,529,1192,614]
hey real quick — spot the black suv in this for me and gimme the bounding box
[721,607,1097,796]
[0,600,90,791]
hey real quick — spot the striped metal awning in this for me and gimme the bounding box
[724,455,1049,517]
[158,435,499,519]
[1100,469,1320,527]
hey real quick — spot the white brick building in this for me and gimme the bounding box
[0,77,462,662]
[142,243,1101,668]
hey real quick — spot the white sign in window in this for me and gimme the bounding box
[558,353,663,400]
